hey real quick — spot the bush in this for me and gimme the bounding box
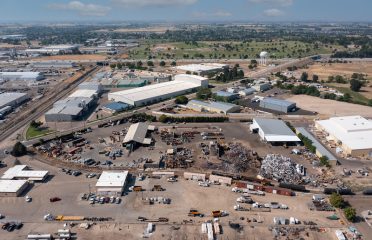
[174,96,189,105]
[344,207,357,222]
[350,79,363,92]
[196,87,212,100]
[12,142,27,157]
[319,156,331,168]
[159,114,168,123]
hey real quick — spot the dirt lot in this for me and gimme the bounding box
[33,54,107,61]
[304,62,372,98]
[0,156,345,240]
[286,95,372,118]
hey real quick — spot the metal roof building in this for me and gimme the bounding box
[123,122,154,145]
[0,180,29,197]
[0,92,29,109]
[215,91,239,101]
[296,127,337,163]
[108,75,208,106]
[0,72,44,81]
[29,61,77,69]
[186,100,240,114]
[259,98,296,113]
[238,88,256,96]
[250,118,300,143]
[1,165,49,181]
[96,171,129,196]
[315,116,372,157]
[102,102,130,113]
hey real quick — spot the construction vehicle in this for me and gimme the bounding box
[188,209,204,217]
[137,216,169,222]
[151,185,165,191]
[55,215,84,221]
[211,210,228,218]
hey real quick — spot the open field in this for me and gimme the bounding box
[286,95,372,118]
[33,54,107,61]
[305,62,372,99]
[25,125,53,140]
[128,40,345,60]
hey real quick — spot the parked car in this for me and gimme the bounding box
[50,197,61,203]
[25,196,32,202]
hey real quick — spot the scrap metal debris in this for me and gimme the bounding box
[220,143,260,173]
[260,154,303,184]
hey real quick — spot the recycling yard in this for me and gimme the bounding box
[0,155,346,240]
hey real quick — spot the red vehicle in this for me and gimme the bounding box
[50,197,61,202]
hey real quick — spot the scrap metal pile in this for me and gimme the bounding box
[260,154,303,184]
[164,147,194,168]
[220,143,260,173]
[160,129,198,146]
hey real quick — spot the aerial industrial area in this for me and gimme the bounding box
[0,18,371,240]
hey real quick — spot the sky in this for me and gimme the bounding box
[1,0,371,23]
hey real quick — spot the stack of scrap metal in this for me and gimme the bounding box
[220,143,260,173]
[260,154,303,184]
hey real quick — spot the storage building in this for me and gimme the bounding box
[95,171,128,196]
[0,180,28,197]
[29,61,77,69]
[215,91,239,101]
[78,82,103,93]
[250,118,300,143]
[252,83,271,92]
[0,72,44,81]
[25,45,78,55]
[186,100,240,114]
[209,174,232,185]
[238,88,256,96]
[1,165,49,181]
[102,102,130,113]
[108,75,208,106]
[259,98,296,113]
[184,172,206,181]
[315,116,372,157]
[0,92,29,109]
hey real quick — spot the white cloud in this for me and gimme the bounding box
[112,0,198,8]
[192,10,232,18]
[49,1,111,17]
[249,0,293,6]
[263,8,284,17]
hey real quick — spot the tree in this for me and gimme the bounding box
[350,79,363,92]
[312,74,319,82]
[159,61,166,67]
[196,87,212,100]
[159,114,168,123]
[329,193,345,208]
[368,99,372,107]
[147,61,154,67]
[174,95,189,104]
[300,72,309,82]
[12,142,27,157]
[170,61,177,66]
[30,120,42,128]
[344,207,357,222]
[319,156,330,168]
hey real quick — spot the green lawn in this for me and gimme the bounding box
[26,126,53,140]
[127,40,346,60]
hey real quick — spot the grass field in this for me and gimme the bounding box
[26,126,53,140]
[128,40,345,60]
[327,84,370,104]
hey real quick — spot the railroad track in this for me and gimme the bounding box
[0,66,100,143]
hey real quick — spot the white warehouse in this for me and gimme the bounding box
[108,74,208,106]
[315,115,372,157]
[0,72,45,81]
[250,118,300,144]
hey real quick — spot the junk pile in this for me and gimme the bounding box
[164,147,194,168]
[220,143,260,173]
[259,154,303,184]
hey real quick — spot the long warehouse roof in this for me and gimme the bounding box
[109,80,200,102]
[252,118,300,142]
[0,92,27,107]
[0,180,28,193]
[1,165,48,180]
[123,122,152,144]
